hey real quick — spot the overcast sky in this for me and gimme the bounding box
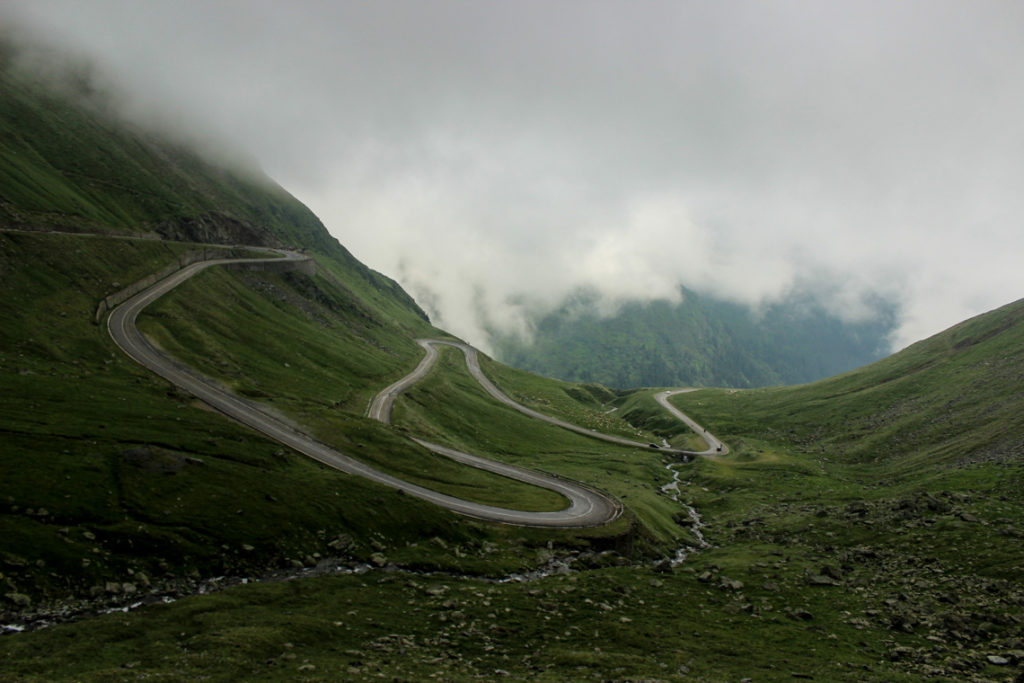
[6,1,1024,351]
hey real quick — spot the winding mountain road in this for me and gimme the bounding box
[106,253,619,527]
[107,251,725,529]
[373,340,721,459]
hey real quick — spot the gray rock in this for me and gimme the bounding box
[986,655,1009,665]
[889,646,915,661]
[328,535,354,551]
[807,574,841,586]
[819,564,843,580]
[4,592,31,608]
[3,555,27,567]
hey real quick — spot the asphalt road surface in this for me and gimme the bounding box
[107,253,620,527]
[655,390,729,456]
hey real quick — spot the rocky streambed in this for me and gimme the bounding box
[660,461,711,566]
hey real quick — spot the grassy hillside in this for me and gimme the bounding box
[669,296,1024,473]
[0,37,426,330]
[3,34,1024,682]
[0,40,305,245]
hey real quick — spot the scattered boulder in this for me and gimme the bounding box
[786,608,813,621]
[4,592,31,608]
[327,535,354,552]
[889,646,915,661]
[2,554,27,568]
[807,573,841,587]
[819,564,843,580]
[121,446,185,474]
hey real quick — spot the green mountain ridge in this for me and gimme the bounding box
[494,285,896,389]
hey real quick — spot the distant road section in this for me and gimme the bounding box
[107,253,619,528]
[655,390,729,456]
[374,339,725,459]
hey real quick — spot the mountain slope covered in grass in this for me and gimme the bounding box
[3,34,1024,682]
[0,38,426,329]
[671,296,1024,472]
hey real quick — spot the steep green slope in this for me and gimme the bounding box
[0,37,427,332]
[493,286,895,388]
[0,40,307,246]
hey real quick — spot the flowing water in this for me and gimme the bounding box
[660,462,711,566]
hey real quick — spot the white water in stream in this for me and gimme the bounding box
[660,462,711,566]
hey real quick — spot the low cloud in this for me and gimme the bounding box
[5,1,1024,352]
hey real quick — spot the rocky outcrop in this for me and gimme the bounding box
[153,212,283,249]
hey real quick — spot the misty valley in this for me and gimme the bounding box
[3,10,1024,683]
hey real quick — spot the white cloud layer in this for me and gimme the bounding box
[5,1,1024,351]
